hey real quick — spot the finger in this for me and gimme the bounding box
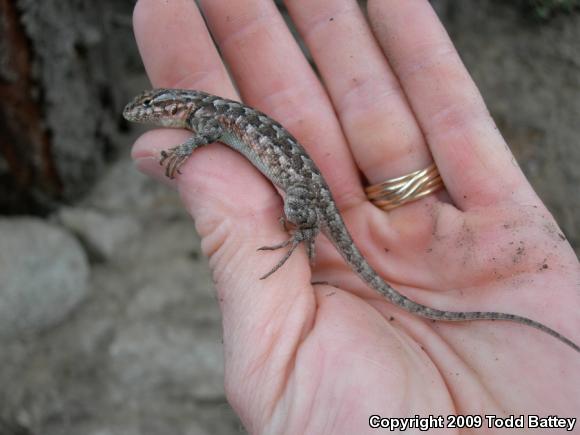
[198,0,363,208]
[368,0,537,209]
[132,0,239,184]
[285,0,433,185]
[133,0,233,96]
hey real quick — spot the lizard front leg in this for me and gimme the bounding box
[258,184,320,279]
[160,117,223,178]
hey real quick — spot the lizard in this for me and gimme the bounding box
[123,88,580,354]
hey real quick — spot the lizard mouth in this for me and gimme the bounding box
[122,101,139,121]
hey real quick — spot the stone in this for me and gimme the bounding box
[0,218,89,339]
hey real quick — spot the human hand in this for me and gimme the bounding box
[128,0,580,433]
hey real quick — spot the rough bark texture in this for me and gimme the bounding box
[0,0,56,213]
[1,0,141,213]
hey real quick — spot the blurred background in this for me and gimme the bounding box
[1,0,579,434]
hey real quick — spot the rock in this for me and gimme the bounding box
[0,218,89,339]
[108,258,224,402]
[109,321,224,401]
[57,206,141,261]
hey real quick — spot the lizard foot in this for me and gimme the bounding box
[257,227,317,280]
[259,238,301,280]
[160,146,192,179]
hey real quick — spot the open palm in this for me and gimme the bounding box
[129,0,580,433]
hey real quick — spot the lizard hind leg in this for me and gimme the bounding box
[257,227,318,280]
[258,184,320,280]
[258,237,301,280]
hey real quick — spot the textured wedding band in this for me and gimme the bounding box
[365,163,443,211]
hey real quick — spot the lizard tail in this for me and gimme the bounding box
[323,214,580,353]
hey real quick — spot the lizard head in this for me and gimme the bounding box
[123,89,198,128]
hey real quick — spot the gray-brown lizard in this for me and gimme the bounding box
[123,88,580,353]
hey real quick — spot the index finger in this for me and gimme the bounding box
[133,0,233,96]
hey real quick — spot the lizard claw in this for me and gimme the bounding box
[160,147,189,179]
[259,239,301,280]
[257,238,291,251]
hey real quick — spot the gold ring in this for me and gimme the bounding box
[365,163,443,211]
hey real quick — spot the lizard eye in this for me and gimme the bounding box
[142,98,152,106]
